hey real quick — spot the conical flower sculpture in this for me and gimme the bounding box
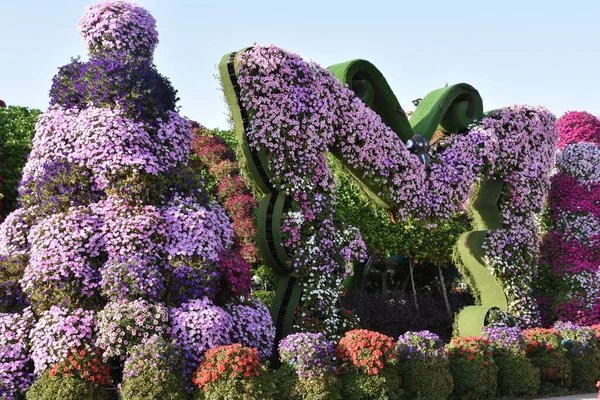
[0,1,273,398]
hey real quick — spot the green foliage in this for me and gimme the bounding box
[399,361,453,400]
[494,354,540,398]
[566,349,600,392]
[339,368,402,400]
[528,351,572,394]
[121,371,189,400]
[449,357,498,400]
[330,155,469,263]
[0,105,40,215]
[252,290,276,309]
[271,364,341,400]
[25,372,109,400]
[194,373,271,400]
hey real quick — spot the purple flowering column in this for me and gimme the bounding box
[0,0,247,394]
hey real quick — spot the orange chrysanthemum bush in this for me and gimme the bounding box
[445,337,498,400]
[25,346,112,400]
[336,329,402,400]
[192,344,269,400]
[523,328,572,394]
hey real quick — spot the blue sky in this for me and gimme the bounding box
[1,0,599,129]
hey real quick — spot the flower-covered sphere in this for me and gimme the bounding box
[78,0,159,58]
[556,111,600,149]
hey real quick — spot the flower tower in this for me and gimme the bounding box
[0,1,273,398]
[538,111,600,325]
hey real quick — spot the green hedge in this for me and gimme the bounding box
[0,105,40,217]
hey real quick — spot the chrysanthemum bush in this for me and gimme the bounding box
[538,111,600,326]
[47,346,112,386]
[396,331,453,400]
[236,44,556,334]
[446,336,498,400]
[483,326,540,397]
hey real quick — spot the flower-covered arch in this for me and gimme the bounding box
[219,45,557,340]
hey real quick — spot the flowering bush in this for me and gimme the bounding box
[446,337,498,400]
[193,344,261,389]
[50,56,177,123]
[99,255,165,301]
[555,111,600,148]
[22,207,104,311]
[279,332,337,378]
[170,297,233,370]
[48,346,112,387]
[78,0,159,58]
[482,326,540,397]
[0,308,35,399]
[30,307,96,375]
[523,328,572,390]
[336,329,396,375]
[482,326,527,355]
[95,299,169,360]
[396,331,452,400]
[396,330,447,365]
[120,335,187,400]
[226,298,275,360]
[553,321,600,391]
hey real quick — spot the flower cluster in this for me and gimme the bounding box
[226,298,275,360]
[553,321,597,356]
[396,330,447,365]
[0,308,35,398]
[216,249,252,298]
[482,326,527,355]
[0,207,33,257]
[78,0,159,58]
[539,111,600,326]
[279,332,337,378]
[162,196,233,263]
[170,297,233,367]
[192,344,262,391]
[99,255,165,301]
[30,307,96,375]
[122,335,183,380]
[555,111,600,149]
[522,328,562,355]
[336,329,396,375]
[0,256,29,313]
[446,336,494,366]
[49,56,178,123]
[191,128,259,263]
[22,207,104,310]
[48,346,112,387]
[96,299,170,360]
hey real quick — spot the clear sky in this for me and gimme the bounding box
[1,0,599,129]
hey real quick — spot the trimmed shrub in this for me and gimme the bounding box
[523,328,572,394]
[120,336,188,400]
[554,321,600,391]
[396,331,453,400]
[339,368,401,400]
[446,337,498,400]
[483,326,539,397]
